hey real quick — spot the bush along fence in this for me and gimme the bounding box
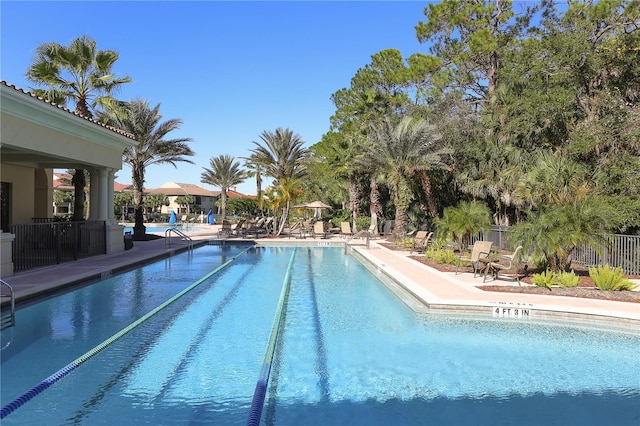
[470,226,640,276]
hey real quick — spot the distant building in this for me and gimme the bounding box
[52,172,134,217]
[146,182,250,215]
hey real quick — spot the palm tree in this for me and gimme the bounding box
[201,155,248,221]
[509,200,616,272]
[365,115,448,239]
[248,128,308,235]
[458,139,528,225]
[26,35,132,221]
[108,99,194,238]
[435,200,492,249]
[242,156,264,214]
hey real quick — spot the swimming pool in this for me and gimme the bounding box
[121,224,213,234]
[1,245,639,425]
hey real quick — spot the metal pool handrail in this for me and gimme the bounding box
[1,279,15,331]
[0,244,256,420]
[165,227,193,250]
[247,247,297,426]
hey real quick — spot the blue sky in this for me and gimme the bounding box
[1,1,429,195]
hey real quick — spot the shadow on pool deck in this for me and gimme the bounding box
[2,227,639,329]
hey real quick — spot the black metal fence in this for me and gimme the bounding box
[9,221,106,272]
[471,226,640,275]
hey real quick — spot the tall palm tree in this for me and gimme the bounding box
[365,115,448,239]
[201,155,248,221]
[242,156,264,215]
[249,128,308,235]
[108,99,194,238]
[26,35,132,221]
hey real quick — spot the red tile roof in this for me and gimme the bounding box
[1,80,135,139]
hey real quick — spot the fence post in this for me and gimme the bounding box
[55,222,61,265]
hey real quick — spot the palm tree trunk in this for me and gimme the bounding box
[369,175,381,236]
[419,170,439,219]
[391,177,410,239]
[72,169,85,221]
[349,172,361,231]
[132,164,146,238]
[221,191,228,221]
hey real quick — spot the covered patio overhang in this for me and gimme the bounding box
[1,81,136,276]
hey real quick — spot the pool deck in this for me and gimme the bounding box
[3,226,639,329]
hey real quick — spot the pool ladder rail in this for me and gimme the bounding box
[165,227,194,250]
[346,230,371,249]
[0,279,16,331]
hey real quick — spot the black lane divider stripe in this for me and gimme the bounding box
[0,245,255,419]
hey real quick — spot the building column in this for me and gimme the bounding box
[89,167,109,221]
[98,168,109,221]
[89,169,100,221]
[107,169,115,222]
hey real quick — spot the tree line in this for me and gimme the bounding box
[24,1,639,261]
[302,0,639,269]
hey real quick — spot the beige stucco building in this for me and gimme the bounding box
[0,81,136,277]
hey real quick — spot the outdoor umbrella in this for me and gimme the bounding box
[304,201,332,218]
[207,209,215,224]
[169,211,177,224]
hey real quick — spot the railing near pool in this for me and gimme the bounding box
[0,279,15,331]
[469,226,640,275]
[9,221,106,272]
[165,227,194,250]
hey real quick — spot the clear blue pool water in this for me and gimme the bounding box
[1,245,639,425]
[122,224,213,234]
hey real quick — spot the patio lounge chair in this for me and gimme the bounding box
[483,245,523,284]
[411,231,433,253]
[456,240,494,277]
[241,217,264,238]
[217,220,232,237]
[229,219,245,237]
[340,222,353,238]
[243,217,272,238]
[313,220,330,239]
[285,221,302,238]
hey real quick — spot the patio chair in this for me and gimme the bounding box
[411,231,433,253]
[229,219,245,237]
[483,245,524,284]
[313,220,330,239]
[340,222,353,238]
[243,217,268,238]
[217,220,232,237]
[286,221,304,238]
[456,241,494,277]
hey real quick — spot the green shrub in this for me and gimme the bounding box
[589,264,637,291]
[425,247,458,265]
[532,270,557,288]
[532,270,580,288]
[558,270,580,288]
[533,256,549,271]
[355,216,371,232]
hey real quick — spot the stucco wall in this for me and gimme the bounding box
[0,164,35,225]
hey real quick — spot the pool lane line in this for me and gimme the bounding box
[302,247,330,402]
[0,244,256,420]
[70,255,261,423]
[247,247,297,426]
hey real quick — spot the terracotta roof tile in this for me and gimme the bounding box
[1,80,135,139]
